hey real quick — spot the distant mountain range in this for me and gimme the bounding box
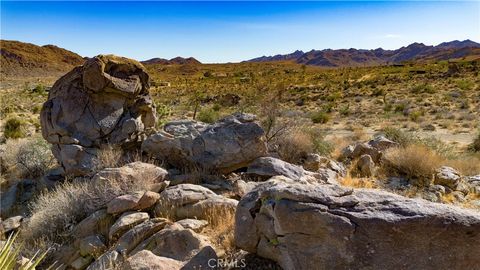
[1,39,480,78]
[247,40,480,67]
[141,56,201,65]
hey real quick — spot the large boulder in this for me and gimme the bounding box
[235,176,480,270]
[142,113,267,173]
[40,55,156,176]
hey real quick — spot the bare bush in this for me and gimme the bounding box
[1,136,54,180]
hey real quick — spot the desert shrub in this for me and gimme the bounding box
[4,116,27,139]
[339,104,350,116]
[471,130,480,152]
[394,103,406,113]
[15,136,55,178]
[455,79,474,91]
[410,84,435,94]
[310,111,330,124]
[276,128,333,163]
[381,127,455,159]
[446,154,480,176]
[276,130,313,163]
[155,104,172,127]
[22,170,160,261]
[309,128,334,157]
[339,175,377,188]
[409,110,423,122]
[371,88,385,97]
[383,145,443,187]
[31,84,46,95]
[381,127,416,147]
[197,107,220,123]
[1,136,54,179]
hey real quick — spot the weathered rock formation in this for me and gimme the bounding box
[40,55,156,176]
[235,176,480,270]
[142,113,267,173]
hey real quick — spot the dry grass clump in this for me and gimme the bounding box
[21,170,159,258]
[339,175,377,189]
[383,144,443,187]
[202,207,236,254]
[445,154,480,176]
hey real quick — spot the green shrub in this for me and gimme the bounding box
[155,104,172,127]
[410,84,435,94]
[409,110,423,122]
[32,84,46,95]
[371,88,385,97]
[4,116,27,139]
[310,111,330,124]
[339,104,350,116]
[310,129,334,156]
[394,103,406,113]
[197,107,220,123]
[455,79,474,91]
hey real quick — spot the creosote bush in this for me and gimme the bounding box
[276,128,333,164]
[4,115,27,139]
[197,107,220,123]
[310,111,330,124]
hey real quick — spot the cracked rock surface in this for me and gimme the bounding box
[235,176,480,270]
[142,113,267,173]
[40,55,156,176]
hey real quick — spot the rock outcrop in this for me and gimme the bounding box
[54,187,221,269]
[155,184,238,221]
[341,135,398,162]
[235,176,480,270]
[40,55,156,176]
[142,113,267,173]
[247,157,339,184]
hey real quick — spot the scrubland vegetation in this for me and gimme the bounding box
[1,58,479,268]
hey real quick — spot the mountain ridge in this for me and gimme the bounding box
[246,39,480,67]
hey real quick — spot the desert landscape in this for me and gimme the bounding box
[1,1,480,270]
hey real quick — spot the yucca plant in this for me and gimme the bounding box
[0,232,50,270]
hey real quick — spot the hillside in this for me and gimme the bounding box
[0,40,85,78]
[248,39,480,67]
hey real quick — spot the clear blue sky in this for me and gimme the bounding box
[1,1,479,63]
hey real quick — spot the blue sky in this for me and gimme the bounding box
[1,1,479,63]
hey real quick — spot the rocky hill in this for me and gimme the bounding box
[141,56,201,65]
[247,39,480,67]
[0,40,85,78]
